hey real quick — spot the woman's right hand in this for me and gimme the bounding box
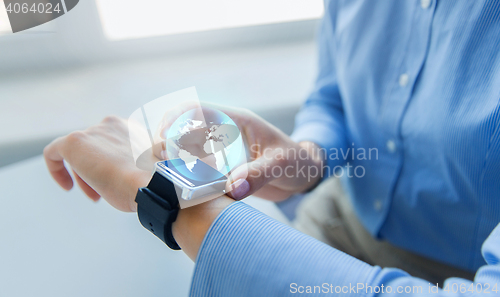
[153,102,324,202]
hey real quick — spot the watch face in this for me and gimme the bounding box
[164,107,246,183]
[157,158,227,188]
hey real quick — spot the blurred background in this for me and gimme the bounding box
[0,0,322,296]
[0,0,322,167]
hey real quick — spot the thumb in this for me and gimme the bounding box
[226,153,285,200]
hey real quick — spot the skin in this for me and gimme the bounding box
[152,102,325,201]
[43,109,323,261]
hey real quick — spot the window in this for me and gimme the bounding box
[0,3,11,35]
[0,0,322,72]
[95,0,324,41]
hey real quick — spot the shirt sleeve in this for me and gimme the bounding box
[291,0,349,173]
[190,201,382,296]
[375,223,500,297]
[190,202,500,297]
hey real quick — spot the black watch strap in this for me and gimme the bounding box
[135,172,181,250]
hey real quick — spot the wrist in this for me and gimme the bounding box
[298,141,326,168]
[128,170,152,212]
[172,195,234,260]
[295,141,325,192]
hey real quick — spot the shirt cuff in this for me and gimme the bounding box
[190,201,380,297]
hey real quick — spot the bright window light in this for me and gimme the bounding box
[0,2,11,35]
[95,0,324,41]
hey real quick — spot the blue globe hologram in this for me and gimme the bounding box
[164,107,245,182]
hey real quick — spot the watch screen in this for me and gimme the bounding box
[160,158,227,187]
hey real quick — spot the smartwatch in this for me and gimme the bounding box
[135,158,228,250]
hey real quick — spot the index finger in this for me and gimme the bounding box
[43,137,74,191]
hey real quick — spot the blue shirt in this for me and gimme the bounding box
[292,0,500,272]
[191,202,500,296]
[189,0,500,295]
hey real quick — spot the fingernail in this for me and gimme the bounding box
[230,179,250,200]
[161,150,167,160]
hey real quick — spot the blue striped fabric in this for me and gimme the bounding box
[190,202,500,296]
[191,202,382,296]
[291,0,500,272]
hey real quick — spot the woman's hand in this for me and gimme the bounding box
[43,116,153,212]
[153,102,324,202]
[43,115,236,260]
